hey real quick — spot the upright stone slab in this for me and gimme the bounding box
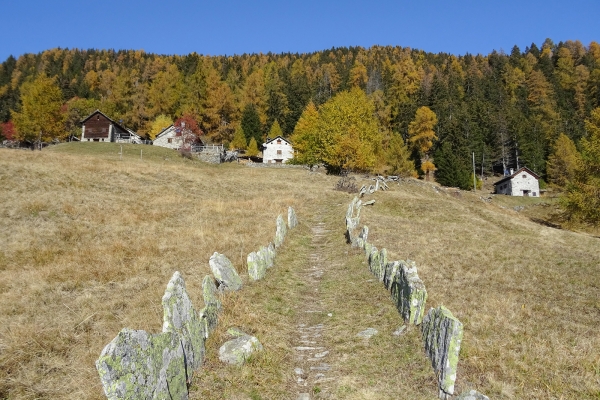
[364,242,373,258]
[422,306,464,399]
[346,197,359,219]
[201,275,221,335]
[267,242,276,265]
[96,329,188,400]
[390,261,427,325]
[258,245,273,269]
[368,246,380,278]
[209,252,242,291]
[377,248,388,282]
[288,206,298,229]
[247,251,267,281]
[274,214,287,248]
[383,261,400,291]
[162,272,206,373]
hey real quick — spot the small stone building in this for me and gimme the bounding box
[80,110,141,143]
[494,167,540,197]
[262,136,294,164]
[153,124,203,150]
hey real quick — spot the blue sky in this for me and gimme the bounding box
[1,0,598,62]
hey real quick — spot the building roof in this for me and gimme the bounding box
[264,135,292,145]
[155,125,175,139]
[80,109,133,134]
[493,167,540,186]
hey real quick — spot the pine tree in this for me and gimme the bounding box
[408,106,438,180]
[434,142,471,189]
[268,120,283,138]
[241,104,262,146]
[384,133,415,177]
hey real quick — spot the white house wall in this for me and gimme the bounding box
[263,140,294,163]
[496,171,540,197]
[153,127,181,149]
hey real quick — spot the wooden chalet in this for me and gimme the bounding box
[80,110,142,143]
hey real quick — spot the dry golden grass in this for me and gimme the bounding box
[357,178,600,399]
[0,143,338,399]
[1,144,598,399]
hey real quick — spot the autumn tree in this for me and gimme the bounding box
[318,88,382,173]
[0,121,15,141]
[149,114,173,140]
[11,75,66,147]
[562,108,600,223]
[64,97,99,140]
[246,137,260,157]
[384,133,416,177]
[290,101,320,167]
[230,125,247,150]
[408,106,438,180]
[546,133,581,187]
[268,120,283,138]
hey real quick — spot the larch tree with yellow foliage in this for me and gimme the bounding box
[148,115,173,140]
[290,101,320,167]
[408,106,438,180]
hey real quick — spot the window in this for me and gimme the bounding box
[533,192,537,196]
[277,150,282,155]
[168,138,172,143]
[522,174,526,178]
[277,139,281,144]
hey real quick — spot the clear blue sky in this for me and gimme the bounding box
[1,0,598,62]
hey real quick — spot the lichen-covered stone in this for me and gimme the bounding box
[162,272,206,373]
[377,248,388,282]
[96,328,188,400]
[390,261,427,325]
[209,252,242,291]
[421,306,464,399]
[218,334,263,365]
[368,246,380,278]
[201,275,221,335]
[267,242,276,266]
[364,242,373,258]
[288,206,298,229]
[274,214,287,248]
[346,196,359,219]
[247,251,267,281]
[383,261,400,291]
[202,275,221,312]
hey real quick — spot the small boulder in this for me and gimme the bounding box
[247,251,267,281]
[288,206,298,229]
[219,334,263,365]
[356,328,378,339]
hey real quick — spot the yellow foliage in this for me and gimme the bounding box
[408,106,437,156]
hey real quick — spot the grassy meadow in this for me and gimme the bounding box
[0,143,598,399]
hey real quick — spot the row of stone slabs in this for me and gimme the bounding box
[345,196,487,400]
[95,208,298,399]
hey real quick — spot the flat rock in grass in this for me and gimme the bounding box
[209,252,242,291]
[421,306,464,398]
[219,335,263,365]
[363,199,375,206]
[456,390,490,400]
[356,328,378,339]
[274,214,287,248]
[288,206,298,229]
[162,271,206,372]
[247,251,266,281]
[96,328,188,400]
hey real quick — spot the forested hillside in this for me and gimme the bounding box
[1,39,600,181]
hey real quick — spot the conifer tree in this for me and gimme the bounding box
[241,104,262,145]
[384,133,416,177]
[268,120,283,138]
[290,101,320,167]
[230,125,247,150]
[408,106,438,180]
[246,137,260,157]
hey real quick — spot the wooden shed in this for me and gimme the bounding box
[80,110,140,143]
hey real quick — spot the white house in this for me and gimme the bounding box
[494,167,540,197]
[262,136,294,164]
[153,124,203,150]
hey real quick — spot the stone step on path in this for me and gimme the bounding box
[294,221,334,400]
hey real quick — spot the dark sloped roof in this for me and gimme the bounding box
[494,167,540,186]
[80,109,134,134]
